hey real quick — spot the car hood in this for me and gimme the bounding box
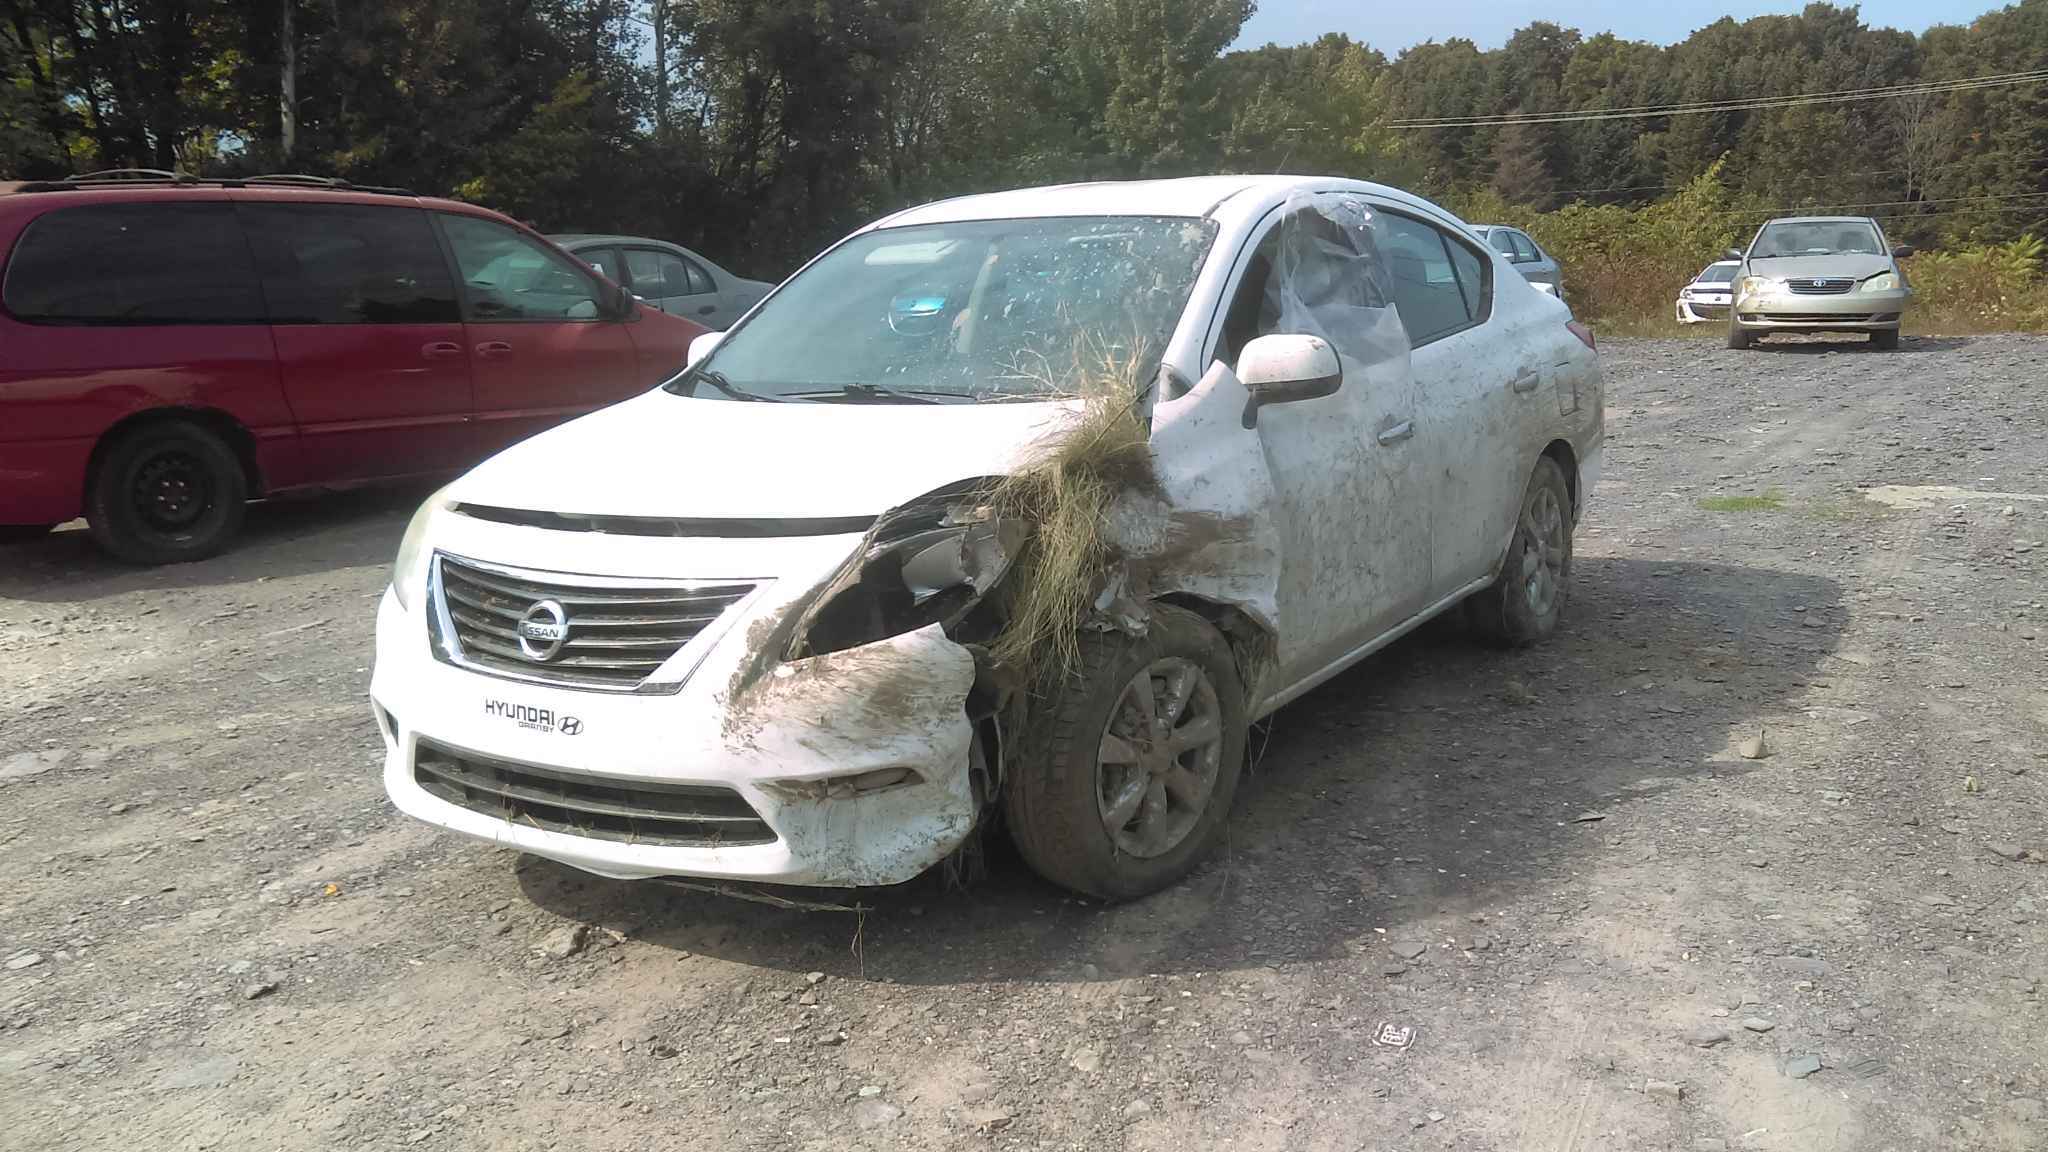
[1748,254,1893,280]
[448,389,1076,521]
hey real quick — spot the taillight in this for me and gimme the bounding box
[1567,320,1596,350]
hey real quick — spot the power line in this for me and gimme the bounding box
[1387,67,2048,129]
[1544,157,1994,199]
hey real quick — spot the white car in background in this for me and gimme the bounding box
[374,176,1604,900]
[1677,260,1739,323]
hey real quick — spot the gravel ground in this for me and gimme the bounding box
[2,334,2044,1152]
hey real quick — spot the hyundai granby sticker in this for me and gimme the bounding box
[484,698,582,735]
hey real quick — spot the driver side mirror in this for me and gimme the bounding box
[1892,244,1916,260]
[1237,333,1341,429]
[1724,248,1745,262]
[687,331,725,368]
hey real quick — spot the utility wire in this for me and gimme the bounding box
[1387,68,2048,128]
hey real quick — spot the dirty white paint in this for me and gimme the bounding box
[1861,484,2048,510]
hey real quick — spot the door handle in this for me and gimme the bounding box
[1511,369,1542,394]
[421,341,463,360]
[1377,420,1414,446]
[475,341,514,359]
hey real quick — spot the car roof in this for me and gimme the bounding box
[551,233,669,248]
[0,181,505,220]
[1760,215,1880,225]
[872,176,1462,234]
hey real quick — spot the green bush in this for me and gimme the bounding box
[1905,236,2048,333]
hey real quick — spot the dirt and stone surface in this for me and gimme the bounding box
[3,333,2045,1152]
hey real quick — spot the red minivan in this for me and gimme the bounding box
[0,174,708,563]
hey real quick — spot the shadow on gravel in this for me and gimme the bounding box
[0,482,434,604]
[1737,334,1970,355]
[518,554,1846,987]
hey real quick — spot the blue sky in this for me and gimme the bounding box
[1234,1,2009,54]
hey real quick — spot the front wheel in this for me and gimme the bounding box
[1726,320,1753,350]
[1005,605,1247,901]
[1870,328,1900,351]
[86,419,248,565]
[1468,457,1574,647]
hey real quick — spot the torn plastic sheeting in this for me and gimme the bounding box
[1264,190,1410,370]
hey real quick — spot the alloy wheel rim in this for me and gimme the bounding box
[1096,657,1224,859]
[1519,485,1567,617]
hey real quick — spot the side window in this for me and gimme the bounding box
[2,203,264,325]
[582,247,624,285]
[627,247,702,298]
[1487,230,1517,259]
[438,213,602,321]
[682,257,716,295]
[240,203,458,324]
[1217,201,1392,367]
[1510,231,1540,263]
[1373,212,1488,347]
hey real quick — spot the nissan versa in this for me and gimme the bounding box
[372,176,1604,900]
[1726,215,1914,350]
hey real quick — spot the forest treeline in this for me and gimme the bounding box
[2,0,2045,287]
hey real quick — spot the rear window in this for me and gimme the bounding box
[239,203,458,324]
[3,202,265,325]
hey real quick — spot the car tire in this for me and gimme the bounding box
[86,419,248,565]
[1871,329,1900,351]
[0,524,56,543]
[1004,604,1247,901]
[1468,457,1574,647]
[1726,321,1753,350]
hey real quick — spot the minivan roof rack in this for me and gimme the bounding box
[11,170,415,196]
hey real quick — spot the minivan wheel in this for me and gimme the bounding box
[1726,321,1753,350]
[1871,329,1900,351]
[86,419,248,565]
[1005,604,1247,901]
[1468,457,1574,647]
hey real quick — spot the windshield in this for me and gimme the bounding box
[1698,264,1738,283]
[671,216,1216,402]
[1751,221,1883,259]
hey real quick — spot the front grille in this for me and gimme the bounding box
[1689,302,1729,316]
[1787,278,1856,295]
[433,554,754,692]
[414,740,776,847]
[1743,312,1874,324]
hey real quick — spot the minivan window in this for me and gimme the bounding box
[679,216,1216,402]
[3,202,265,325]
[438,214,603,321]
[240,203,459,325]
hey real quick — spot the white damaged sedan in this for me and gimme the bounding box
[372,176,1604,900]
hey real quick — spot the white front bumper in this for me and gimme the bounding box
[369,522,983,888]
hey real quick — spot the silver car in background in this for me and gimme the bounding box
[1726,216,1914,350]
[1474,224,1562,296]
[553,234,776,329]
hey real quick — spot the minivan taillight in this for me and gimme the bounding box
[1567,320,1596,350]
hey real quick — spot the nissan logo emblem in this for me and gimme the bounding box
[516,599,569,661]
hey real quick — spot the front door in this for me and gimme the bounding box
[1209,196,1436,687]
[238,200,474,483]
[436,213,643,457]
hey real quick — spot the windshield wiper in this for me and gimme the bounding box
[787,383,944,405]
[670,367,779,403]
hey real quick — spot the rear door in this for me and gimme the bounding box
[1372,207,1533,590]
[623,245,725,326]
[435,212,642,456]
[238,200,473,483]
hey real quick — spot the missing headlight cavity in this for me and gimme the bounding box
[790,480,1023,660]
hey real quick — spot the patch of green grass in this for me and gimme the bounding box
[1697,490,1785,513]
